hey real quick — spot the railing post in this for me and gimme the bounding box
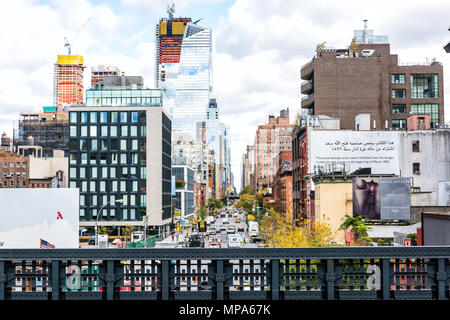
[106,260,115,300]
[326,259,335,300]
[437,258,447,300]
[382,259,390,300]
[271,259,279,300]
[216,260,224,300]
[0,261,5,300]
[161,260,169,300]
[51,260,59,300]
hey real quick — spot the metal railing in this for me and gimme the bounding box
[0,247,449,300]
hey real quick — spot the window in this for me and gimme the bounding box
[391,74,405,83]
[70,126,77,137]
[80,139,88,150]
[69,167,76,178]
[91,167,97,178]
[90,112,97,123]
[70,112,77,123]
[130,126,137,136]
[120,140,127,150]
[91,140,98,151]
[121,126,128,136]
[80,167,86,178]
[81,126,87,137]
[81,153,87,164]
[120,112,127,122]
[110,126,117,137]
[392,119,406,129]
[392,89,406,99]
[412,140,420,152]
[392,104,406,114]
[70,153,77,164]
[100,181,106,192]
[110,167,116,178]
[90,153,97,164]
[120,180,127,192]
[90,126,97,137]
[111,153,118,164]
[411,104,439,128]
[120,154,127,164]
[111,112,118,123]
[411,74,438,98]
[413,163,420,175]
[131,112,138,122]
[101,126,108,136]
[111,180,118,192]
[102,167,108,178]
[80,112,88,123]
[100,112,107,123]
[100,139,108,151]
[90,181,96,192]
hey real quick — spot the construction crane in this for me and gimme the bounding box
[63,17,91,55]
[167,3,175,20]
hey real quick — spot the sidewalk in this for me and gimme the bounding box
[156,232,186,246]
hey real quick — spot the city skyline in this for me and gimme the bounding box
[0,0,449,192]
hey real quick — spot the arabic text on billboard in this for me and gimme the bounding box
[309,131,400,174]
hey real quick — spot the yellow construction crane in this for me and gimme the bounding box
[64,17,91,55]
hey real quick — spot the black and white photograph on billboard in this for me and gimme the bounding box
[437,181,450,206]
[352,178,381,220]
[380,177,411,220]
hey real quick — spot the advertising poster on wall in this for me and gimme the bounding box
[352,177,411,220]
[0,188,79,248]
[437,181,450,206]
[309,130,400,175]
[353,177,381,220]
[380,177,411,220]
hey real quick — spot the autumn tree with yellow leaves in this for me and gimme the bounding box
[260,209,335,247]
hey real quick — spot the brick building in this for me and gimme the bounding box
[254,108,295,192]
[301,43,444,130]
[0,150,29,188]
[273,151,293,222]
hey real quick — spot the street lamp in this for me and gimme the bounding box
[95,199,124,247]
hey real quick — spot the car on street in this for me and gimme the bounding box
[237,225,245,232]
[234,218,240,223]
[227,225,235,234]
[222,218,229,224]
[228,234,241,247]
[209,226,217,235]
[220,225,227,232]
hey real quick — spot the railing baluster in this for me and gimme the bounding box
[326,259,335,300]
[437,258,446,300]
[216,260,224,300]
[382,258,390,300]
[161,260,169,300]
[106,260,114,300]
[271,259,279,300]
[0,261,5,300]
[51,260,59,300]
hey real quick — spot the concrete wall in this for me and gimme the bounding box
[399,129,450,205]
[315,182,353,243]
[28,151,68,179]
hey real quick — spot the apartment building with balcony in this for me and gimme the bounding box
[301,42,444,130]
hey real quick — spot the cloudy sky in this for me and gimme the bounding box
[1,0,449,192]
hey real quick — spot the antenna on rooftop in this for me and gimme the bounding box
[64,37,71,55]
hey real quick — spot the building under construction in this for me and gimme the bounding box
[53,55,85,107]
[155,12,191,85]
[16,106,69,158]
[91,65,120,88]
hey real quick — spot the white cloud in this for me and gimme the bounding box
[0,0,449,194]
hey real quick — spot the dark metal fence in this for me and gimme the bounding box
[0,247,449,300]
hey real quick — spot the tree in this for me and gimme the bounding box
[207,198,223,211]
[260,210,335,247]
[339,215,372,244]
[316,41,326,55]
[198,204,208,220]
[240,185,254,196]
[122,225,137,242]
[347,37,359,54]
[98,226,109,235]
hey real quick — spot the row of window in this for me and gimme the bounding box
[68,179,145,193]
[70,125,142,138]
[79,208,140,220]
[2,161,27,168]
[79,194,145,207]
[69,152,145,165]
[69,166,146,179]
[70,139,143,152]
[70,111,140,124]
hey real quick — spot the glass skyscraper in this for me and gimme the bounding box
[156,16,212,141]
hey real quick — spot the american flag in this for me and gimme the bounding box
[40,239,55,249]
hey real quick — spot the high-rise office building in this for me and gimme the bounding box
[156,8,212,140]
[68,77,172,235]
[53,55,85,107]
[353,20,388,44]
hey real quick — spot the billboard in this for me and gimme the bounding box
[309,130,400,175]
[353,177,410,220]
[437,181,450,206]
[0,189,79,248]
[379,177,411,220]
